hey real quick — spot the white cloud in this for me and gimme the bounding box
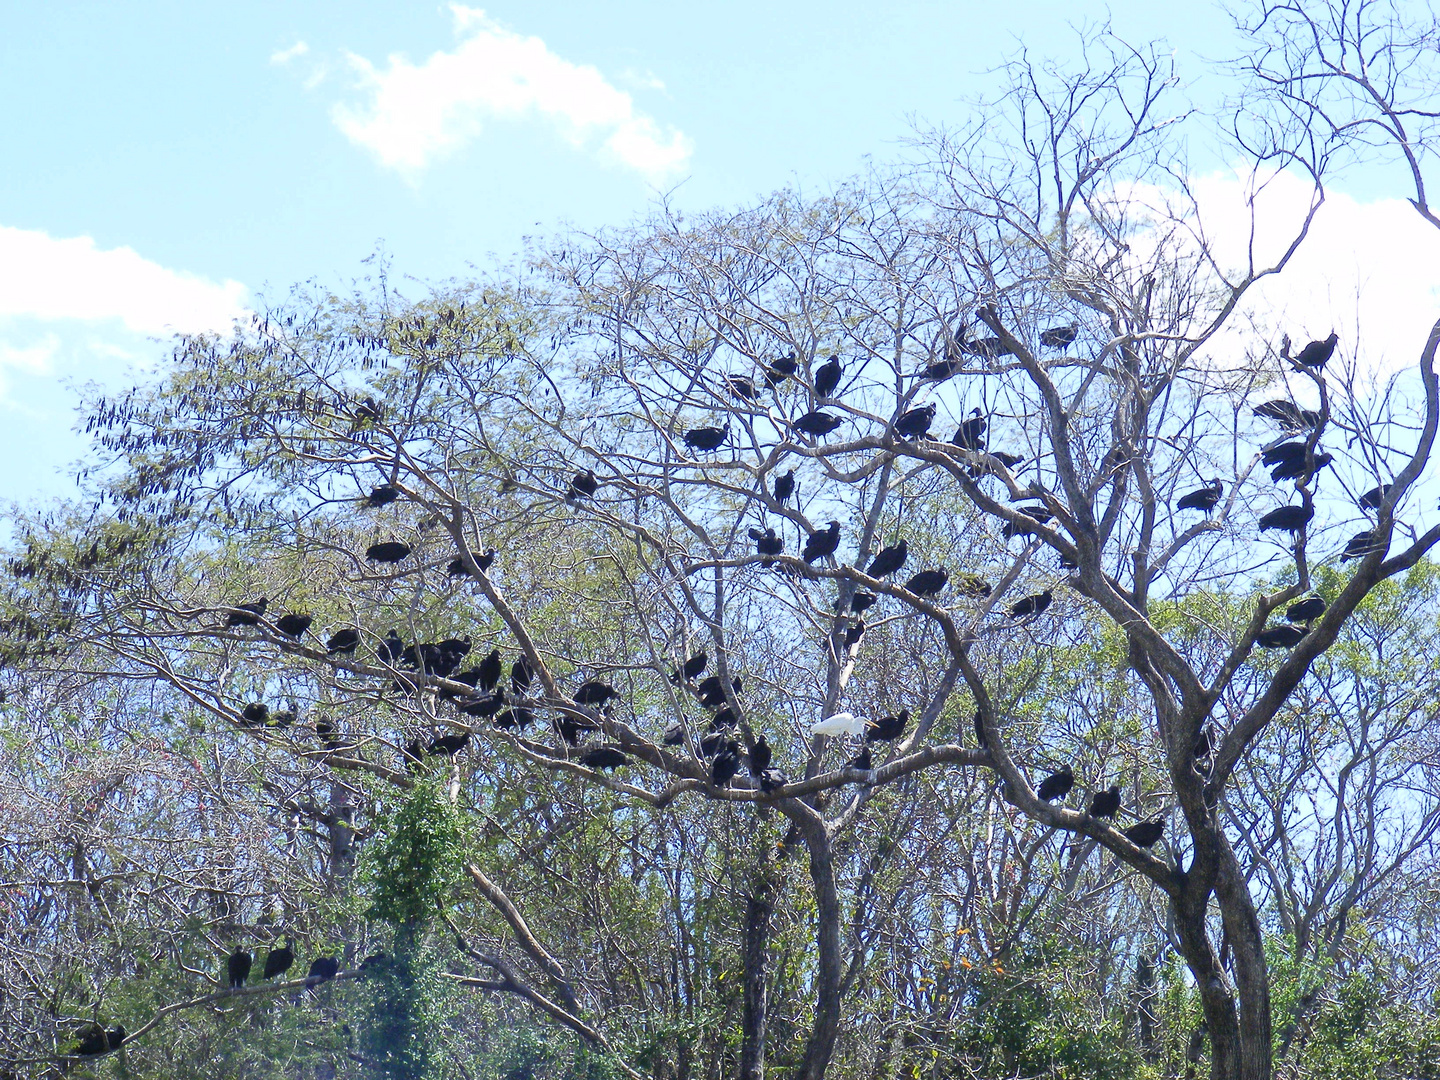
[0,225,248,337]
[330,5,692,182]
[0,335,60,377]
[271,40,309,65]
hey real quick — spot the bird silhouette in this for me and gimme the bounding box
[759,768,789,792]
[1008,589,1053,619]
[814,355,842,397]
[1003,506,1054,539]
[866,709,909,742]
[894,403,936,439]
[749,735,773,773]
[1258,505,1314,533]
[953,408,986,450]
[696,675,741,708]
[866,539,908,578]
[1359,484,1392,510]
[1039,323,1078,350]
[699,730,726,756]
[377,629,404,665]
[662,723,686,746]
[225,598,268,627]
[1124,820,1165,848]
[365,485,399,508]
[748,526,783,568]
[1286,597,1326,623]
[567,470,599,501]
[729,375,760,401]
[72,1025,127,1055]
[803,521,842,564]
[773,469,796,503]
[684,425,730,452]
[1088,785,1121,818]
[905,568,948,597]
[843,620,865,649]
[475,649,503,691]
[576,681,619,707]
[849,590,878,613]
[920,358,964,382]
[240,703,269,727]
[428,731,471,756]
[1270,451,1332,483]
[324,628,360,655]
[794,410,845,437]
[973,709,986,748]
[764,354,798,386]
[1256,624,1306,649]
[1193,727,1214,760]
[402,739,427,771]
[1176,480,1223,514]
[275,613,312,639]
[1292,331,1338,369]
[263,941,295,980]
[459,690,505,719]
[711,742,742,785]
[1341,530,1386,560]
[366,541,411,564]
[1036,766,1074,801]
[847,746,873,771]
[493,707,534,730]
[228,947,252,989]
[305,956,340,989]
[511,657,535,692]
[672,651,707,683]
[579,746,629,770]
[1253,399,1319,430]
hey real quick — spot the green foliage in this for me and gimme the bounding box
[366,781,469,927]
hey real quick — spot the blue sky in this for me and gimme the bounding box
[1,1,1436,506]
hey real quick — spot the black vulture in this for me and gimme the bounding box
[567,469,599,500]
[579,746,629,770]
[1359,484,1392,510]
[1270,452,1332,483]
[428,731,471,756]
[672,651,707,683]
[1286,596,1326,623]
[989,450,1024,469]
[1124,820,1165,848]
[794,410,845,437]
[1036,766,1074,802]
[973,709,986,748]
[866,709,909,742]
[1008,589,1053,619]
[354,397,384,424]
[459,691,505,719]
[511,657,535,692]
[728,375,760,401]
[684,425,730,451]
[1039,322,1078,350]
[842,620,866,649]
[1257,505,1314,533]
[1253,399,1320,429]
[955,574,992,599]
[962,335,1011,358]
[894,403,936,439]
[240,703,269,727]
[905,568,948,597]
[1256,624,1306,649]
[849,590,878,613]
[366,541,412,564]
[1341,530,1386,560]
[748,526,783,567]
[1193,727,1214,760]
[765,353,799,384]
[1003,506,1054,539]
[697,675,740,708]
[662,723,686,746]
[225,598,268,627]
[402,739,427,771]
[920,357,963,382]
[575,681,620,707]
[73,1024,127,1055]
[365,485,399,508]
[1262,440,1309,467]
[377,629,404,664]
[275,613,312,639]
[359,952,390,973]
[711,706,739,729]
[1088,785,1122,819]
[814,354,842,397]
[228,947,252,989]
[263,941,295,980]
[749,735,772,773]
[1292,331,1338,369]
[494,707,535,730]
[758,768,788,792]
[448,548,496,577]
[305,956,340,988]
[866,539,908,578]
[711,742,742,785]
[325,627,360,655]
[847,746,873,772]
[699,730,726,756]
[802,521,841,564]
[1176,480,1223,514]
[476,649,503,691]
[773,469,796,503]
[952,407,986,450]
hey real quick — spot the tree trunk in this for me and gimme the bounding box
[1215,838,1274,1079]
[796,834,842,1080]
[740,877,774,1080]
